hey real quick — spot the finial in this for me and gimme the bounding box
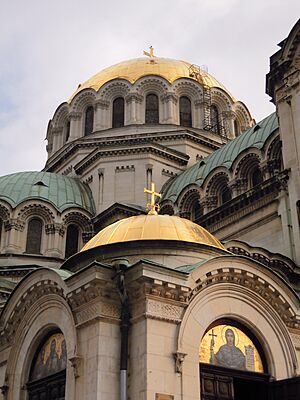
[143,46,157,63]
[144,182,161,215]
[143,46,156,58]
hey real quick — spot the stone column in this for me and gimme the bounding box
[51,127,63,153]
[125,94,143,125]
[222,111,236,139]
[161,93,178,124]
[45,223,65,258]
[94,100,110,130]
[69,112,82,141]
[4,219,24,253]
[194,99,203,129]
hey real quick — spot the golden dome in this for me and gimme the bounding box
[70,57,234,102]
[80,214,227,252]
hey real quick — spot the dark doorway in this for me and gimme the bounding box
[200,363,300,399]
[200,363,270,400]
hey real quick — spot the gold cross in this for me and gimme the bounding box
[144,182,161,215]
[143,46,156,58]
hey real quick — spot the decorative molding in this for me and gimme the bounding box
[189,267,300,329]
[69,356,82,378]
[125,93,143,104]
[173,351,187,373]
[0,280,65,347]
[69,111,82,120]
[45,223,65,236]
[74,302,120,325]
[146,299,184,323]
[17,204,55,225]
[95,100,109,110]
[4,219,24,232]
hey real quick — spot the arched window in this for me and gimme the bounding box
[180,96,192,127]
[112,97,125,128]
[84,106,94,135]
[65,120,70,142]
[234,120,240,137]
[27,332,67,400]
[145,94,159,124]
[65,224,79,258]
[251,167,263,187]
[211,105,221,134]
[26,218,43,254]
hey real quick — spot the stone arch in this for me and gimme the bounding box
[178,184,202,221]
[62,211,93,244]
[2,269,76,400]
[51,102,70,128]
[159,201,175,216]
[70,88,97,113]
[134,76,170,96]
[173,79,203,101]
[203,170,232,207]
[233,101,253,133]
[265,134,283,174]
[17,203,55,225]
[233,151,263,190]
[0,202,11,221]
[176,258,299,399]
[211,89,232,112]
[99,80,131,102]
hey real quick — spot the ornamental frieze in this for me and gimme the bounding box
[189,267,300,330]
[146,299,185,323]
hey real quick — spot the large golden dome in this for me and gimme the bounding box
[70,57,234,101]
[81,214,227,252]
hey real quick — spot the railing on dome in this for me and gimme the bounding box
[188,64,228,140]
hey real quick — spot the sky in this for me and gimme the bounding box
[0,0,299,176]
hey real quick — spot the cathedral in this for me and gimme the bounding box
[0,19,299,400]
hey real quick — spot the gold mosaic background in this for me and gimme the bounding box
[199,324,263,372]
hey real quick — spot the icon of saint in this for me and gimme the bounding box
[214,328,245,370]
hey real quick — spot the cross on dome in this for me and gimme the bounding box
[144,182,161,215]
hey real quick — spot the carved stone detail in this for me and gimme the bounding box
[4,219,24,232]
[69,356,82,378]
[74,302,120,325]
[146,299,184,323]
[190,267,300,329]
[173,351,187,373]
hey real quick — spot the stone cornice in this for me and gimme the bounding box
[44,129,222,172]
[74,144,189,175]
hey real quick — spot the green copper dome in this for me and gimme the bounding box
[162,112,278,203]
[0,171,95,214]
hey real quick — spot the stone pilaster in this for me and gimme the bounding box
[161,93,178,124]
[125,93,143,125]
[95,100,110,130]
[69,111,82,141]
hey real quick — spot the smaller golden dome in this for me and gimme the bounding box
[81,214,227,252]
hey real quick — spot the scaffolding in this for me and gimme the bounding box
[188,64,228,139]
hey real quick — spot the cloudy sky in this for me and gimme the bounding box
[0,0,299,176]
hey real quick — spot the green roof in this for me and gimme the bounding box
[0,171,95,214]
[162,112,278,203]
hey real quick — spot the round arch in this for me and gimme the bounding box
[176,259,298,399]
[3,269,77,400]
